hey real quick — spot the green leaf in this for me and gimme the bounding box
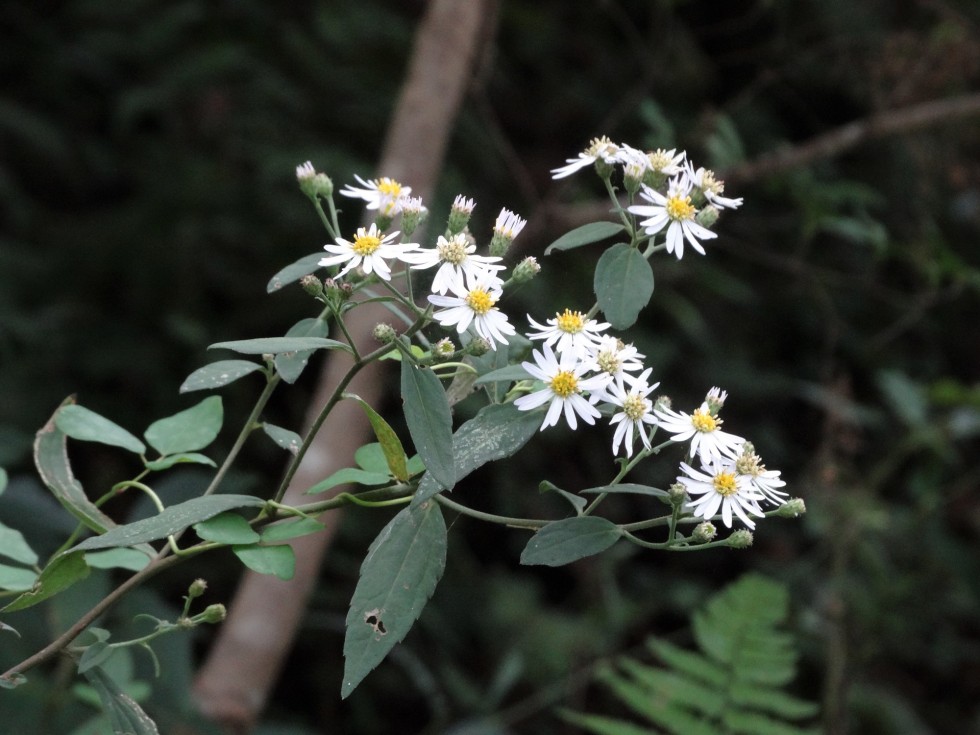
[267,252,323,293]
[0,521,38,565]
[305,467,391,495]
[275,317,331,384]
[143,453,216,471]
[539,481,587,515]
[194,512,260,544]
[144,396,223,456]
[0,563,37,592]
[262,423,302,455]
[545,221,626,255]
[473,364,533,385]
[260,517,325,543]
[413,402,541,504]
[520,516,622,566]
[78,641,115,675]
[232,544,295,580]
[559,709,657,735]
[82,665,160,735]
[581,483,668,498]
[355,443,390,473]
[3,551,90,612]
[179,360,263,393]
[379,345,426,361]
[400,361,456,490]
[208,336,350,355]
[84,548,152,572]
[72,495,266,551]
[593,243,654,330]
[55,405,146,454]
[35,400,118,534]
[347,394,409,482]
[342,501,446,698]
[0,467,6,495]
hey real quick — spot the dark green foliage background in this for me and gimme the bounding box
[2,1,979,733]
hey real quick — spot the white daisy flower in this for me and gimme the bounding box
[400,233,505,295]
[647,148,686,176]
[319,224,418,282]
[654,399,745,465]
[587,336,646,384]
[427,274,515,350]
[514,343,612,431]
[628,176,719,259]
[526,309,611,359]
[733,445,788,506]
[607,368,660,457]
[684,162,743,210]
[551,136,621,179]
[677,458,767,529]
[339,175,412,217]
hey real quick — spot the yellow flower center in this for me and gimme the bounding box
[377,178,403,197]
[437,237,468,265]
[549,370,579,398]
[465,288,495,315]
[691,408,718,433]
[622,394,648,421]
[665,194,696,221]
[596,350,620,375]
[556,309,586,334]
[735,452,763,477]
[712,472,739,497]
[352,233,382,256]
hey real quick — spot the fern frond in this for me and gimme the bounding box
[559,708,666,735]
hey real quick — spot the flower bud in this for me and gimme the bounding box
[511,256,541,284]
[696,204,720,229]
[433,338,455,358]
[467,337,491,357]
[372,323,397,344]
[668,482,687,506]
[446,195,476,236]
[489,208,526,257]
[653,395,671,412]
[401,196,426,237]
[704,386,727,415]
[374,213,394,233]
[692,522,717,543]
[593,157,616,181]
[728,529,754,548]
[775,498,806,518]
[187,578,208,599]
[199,604,227,624]
[300,274,324,298]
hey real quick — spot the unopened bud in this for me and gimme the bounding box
[490,208,526,257]
[668,482,687,506]
[300,274,324,298]
[199,604,227,624]
[446,195,476,236]
[695,205,719,229]
[188,578,208,599]
[467,338,491,357]
[728,529,754,548]
[654,395,671,412]
[775,498,806,518]
[704,386,727,415]
[433,338,455,358]
[593,157,616,180]
[372,323,397,344]
[512,256,541,284]
[401,196,426,237]
[692,522,717,543]
[374,214,394,233]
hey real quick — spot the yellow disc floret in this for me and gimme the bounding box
[666,194,696,221]
[690,407,719,433]
[555,309,586,334]
[377,178,404,198]
[465,288,496,315]
[437,236,468,265]
[622,395,649,421]
[352,232,382,256]
[712,471,739,497]
[549,370,579,398]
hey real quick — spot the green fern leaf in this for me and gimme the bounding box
[559,709,665,735]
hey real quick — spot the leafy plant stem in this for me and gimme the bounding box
[433,494,550,530]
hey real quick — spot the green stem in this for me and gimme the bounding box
[313,196,338,240]
[433,494,550,530]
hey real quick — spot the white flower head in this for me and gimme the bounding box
[514,343,612,431]
[296,161,316,182]
[607,368,660,457]
[339,175,412,217]
[400,233,504,295]
[551,136,621,179]
[319,224,418,282]
[734,445,788,507]
[427,274,515,350]
[526,309,611,359]
[587,335,646,386]
[685,161,743,210]
[615,144,650,184]
[647,148,686,176]
[494,208,527,240]
[627,176,719,259]
[655,399,745,465]
[677,458,766,529]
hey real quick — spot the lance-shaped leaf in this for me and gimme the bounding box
[208,336,350,355]
[232,543,295,580]
[179,360,263,393]
[55,405,146,454]
[262,423,302,455]
[342,501,446,698]
[144,396,223,456]
[545,221,625,254]
[2,551,90,612]
[347,394,409,482]
[267,252,324,293]
[275,317,332,384]
[82,665,160,735]
[593,242,654,330]
[260,517,325,543]
[520,516,622,567]
[71,495,266,551]
[413,402,541,505]
[35,399,119,534]
[581,483,669,498]
[400,361,455,490]
[143,453,216,471]
[0,521,38,566]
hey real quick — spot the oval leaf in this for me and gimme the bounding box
[208,337,350,355]
[55,405,146,454]
[84,548,152,572]
[144,396,223,456]
[342,501,446,698]
[0,564,38,592]
[347,394,409,482]
[262,423,302,456]
[82,666,160,735]
[545,221,625,254]
[267,252,323,293]
[179,360,263,393]
[593,242,654,329]
[400,362,456,490]
[0,521,38,566]
[520,516,622,567]
[2,551,90,612]
[72,495,266,551]
[194,512,260,545]
[275,317,332,384]
[306,467,391,495]
[260,517,325,543]
[413,402,541,504]
[232,544,295,580]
